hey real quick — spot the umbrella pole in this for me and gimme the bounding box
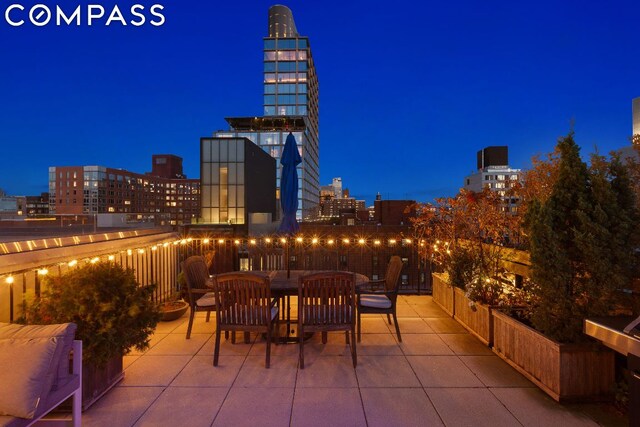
[286,238,290,279]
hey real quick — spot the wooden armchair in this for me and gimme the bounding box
[211,272,279,368]
[183,256,216,339]
[298,272,357,369]
[357,255,404,342]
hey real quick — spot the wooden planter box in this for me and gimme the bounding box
[82,355,124,410]
[492,310,614,402]
[453,287,492,346]
[431,273,454,316]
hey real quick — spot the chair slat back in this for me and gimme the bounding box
[384,256,404,294]
[213,273,272,327]
[299,272,355,327]
[184,256,210,291]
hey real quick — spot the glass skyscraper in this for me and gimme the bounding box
[214,5,319,220]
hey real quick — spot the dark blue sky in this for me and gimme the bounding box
[1,0,638,204]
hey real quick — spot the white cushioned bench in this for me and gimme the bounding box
[0,323,81,427]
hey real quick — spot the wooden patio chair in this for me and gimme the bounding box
[298,271,357,368]
[357,255,404,342]
[183,256,216,339]
[211,272,279,368]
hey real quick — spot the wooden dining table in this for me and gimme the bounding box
[260,270,369,343]
[206,270,369,343]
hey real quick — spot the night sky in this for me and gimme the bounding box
[1,0,638,204]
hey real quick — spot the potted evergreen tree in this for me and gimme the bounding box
[23,262,161,409]
[492,132,638,401]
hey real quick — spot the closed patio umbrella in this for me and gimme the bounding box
[278,132,301,277]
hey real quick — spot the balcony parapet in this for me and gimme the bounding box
[0,229,179,275]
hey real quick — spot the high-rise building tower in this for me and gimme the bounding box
[213,5,319,220]
[633,97,640,136]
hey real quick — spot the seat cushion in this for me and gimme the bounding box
[0,323,76,392]
[359,294,392,309]
[0,337,59,419]
[196,293,216,308]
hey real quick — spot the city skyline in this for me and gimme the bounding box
[1,0,639,204]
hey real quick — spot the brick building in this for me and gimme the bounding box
[49,155,199,226]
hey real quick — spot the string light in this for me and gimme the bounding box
[234,239,240,245]
[343,238,350,244]
[218,239,224,244]
[90,257,100,263]
[312,238,318,244]
[296,237,303,243]
[68,260,78,267]
[163,242,169,248]
[203,238,210,244]
[265,238,271,243]
[108,255,115,261]
[374,240,381,245]
[389,239,397,245]
[5,276,14,284]
[38,269,48,275]
[138,249,145,254]
[127,249,133,256]
[152,245,158,251]
[180,239,187,245]
[358,239,365,245]
[250,239,257,245]
[280,238,286,244]
[327,239,334,245]
[404,239,412,244]
[187,238,193,242]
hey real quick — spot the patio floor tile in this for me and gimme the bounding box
[439,333,494,355]
[153,318,185,333]
[123,354,140,369]
[395,304,419,317]
[357,333,403,355]
[361,387,444,427]
[296,355,358,388]
[134,386,225,427]
[412,304,450,318]
[197,334,255,357]
[399,333,454,355]
[291,387,366,427]
[82,386,164,427]
[356,355,420,388]
[423,316,468,333]
[144,332,209,356]
[407,355,483,387]
[460,355,534,387]
[392,317,435,334]
[358,316,397,334]
[128,333,168,355]
[234,355,299,388]
[121,355,192,386]
[171,355,243,387]
[213,387,294,426]
[426,387,520,426]
[171,315,216,335]
[491,387,600,426]
[303,331,355,356]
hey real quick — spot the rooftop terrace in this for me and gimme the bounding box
[83,295,623,427]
